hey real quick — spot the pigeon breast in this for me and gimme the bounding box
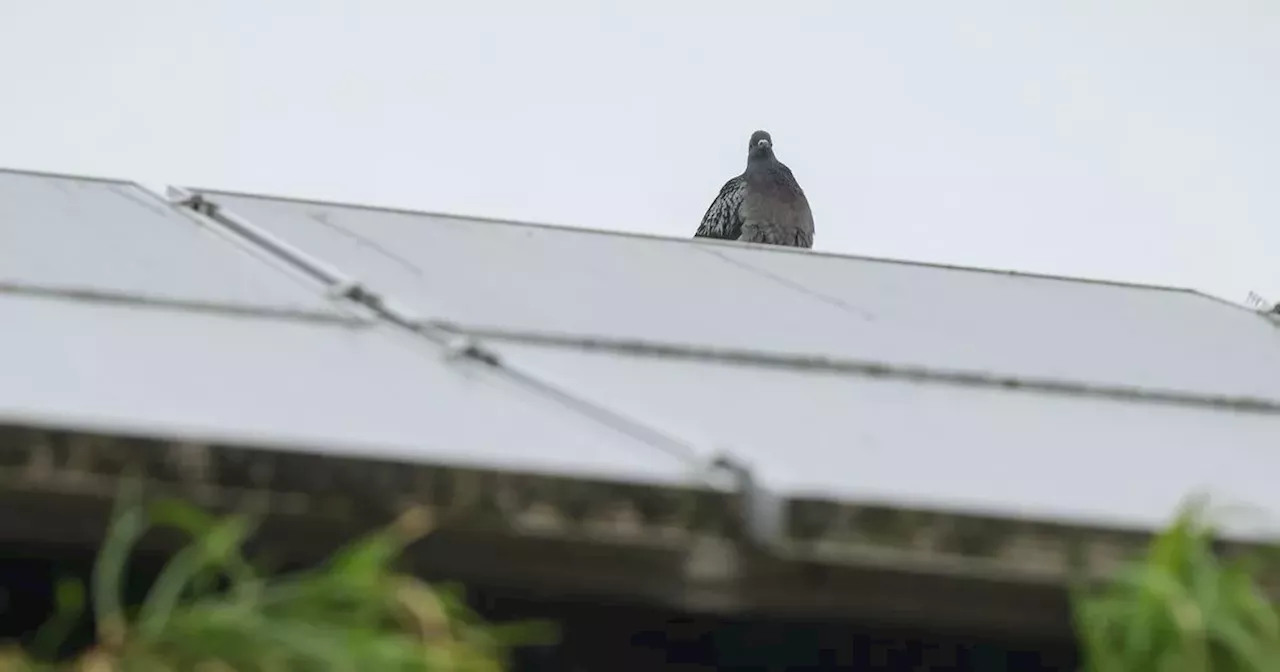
[737,160,814,248]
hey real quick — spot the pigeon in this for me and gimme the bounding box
[694,130,814,248]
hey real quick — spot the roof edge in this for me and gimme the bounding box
[0,166,1246,307]
[188,184,1215,298]
[0,165,135,186]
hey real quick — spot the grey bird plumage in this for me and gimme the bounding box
[694,130,814,248]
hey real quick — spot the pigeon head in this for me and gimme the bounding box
[747,130,774,162]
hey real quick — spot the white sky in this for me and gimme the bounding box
[2,1,1277,304]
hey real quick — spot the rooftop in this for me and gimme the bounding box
[5,165,1280,535]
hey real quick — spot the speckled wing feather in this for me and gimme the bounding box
[694,176,746,240]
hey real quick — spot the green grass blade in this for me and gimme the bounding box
[135,513,259,640]
[26,577,85,660]
[147,498,263,599]
[91,480,149,649]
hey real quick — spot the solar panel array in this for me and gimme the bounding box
[6,167,1279,532]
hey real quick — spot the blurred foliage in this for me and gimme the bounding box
[1072,498,1280,672]
[0,482,555,671]
[6,481,1280,671]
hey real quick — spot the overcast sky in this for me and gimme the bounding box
[2,1,1276,304]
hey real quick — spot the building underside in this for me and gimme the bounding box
[0,423,1168,670]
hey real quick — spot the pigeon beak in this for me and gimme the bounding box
[757,139,770,148]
